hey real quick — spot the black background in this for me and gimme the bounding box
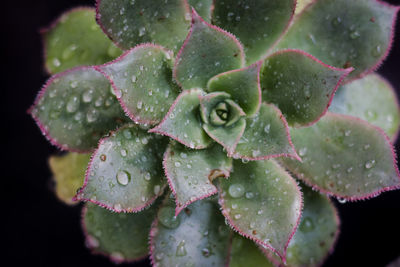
[3,0,400,266]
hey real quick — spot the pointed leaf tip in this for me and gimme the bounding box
[218,160,303,262]
[149,89,212,149]
[75,124,167,212]
[173,8,245,90]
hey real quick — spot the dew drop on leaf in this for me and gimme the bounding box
[228,184,245,198]
[116,170,130,186]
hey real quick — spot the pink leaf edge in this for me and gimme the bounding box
[149,215,162,267]
[162,146,232,217]
[40,6,95,75]
[289,112,400,202]
[27,66,98,153]
[94,42,174,126]
[73,125,166,213]
[217,176,304,264]
[80,205,149,264]
[148,89,210,149]
[266,49,354,128]
[294,0,399,84]
[172,8,246,90]
[263,197,341,267]
[230,103,302,162]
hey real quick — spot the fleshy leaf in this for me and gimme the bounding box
[149,89,212,149]
[49,152,91,205]
[203,118,246,155]
[96,44,180,125]
[150,197,232,266]
[164,142,232,216]
[173,9,245,90]
[43,8,122,74]
[261,50,352,127]
[187,0,213,22]
[29,67,128,152]
[218,159,303,262]
[207,62,262,116]
[330,74,400,141]
[82,201,159,263]
[212,0,296,64]
[266,184,339,267]
[229,234,274,267]
[96,0,190,51]
[276,0,399,80]
[75,125,167,212]
[281,113,400,200]
[232,103,300,161]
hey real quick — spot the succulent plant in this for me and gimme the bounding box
[30,0,400,266]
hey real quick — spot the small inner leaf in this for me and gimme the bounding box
[83,201,159,263]
[97,44,180,125]
[164,142,232,215]
[276,0,399,80]
[232,103,299,161]
[173,9,245,90]
[49,152,91,205]
[281,113,400,200]
[218,159,303,262]
[208,62,262,116]
[330,74,400,141]
[96,0,191,51]
[75,124,167,212]
[261,50,352,126]
[187,0,213,22]
[29,67,128,152]
[150,197,232,266]
[43,8,122,74]
[149,89,212,149]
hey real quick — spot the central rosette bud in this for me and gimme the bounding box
[200,92,245,128]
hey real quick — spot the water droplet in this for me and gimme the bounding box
[155,252,164,261]
[131,75,137,83]
[66,95,80,113]
[116,170,131,185]
[299,147,307,156]
[234,214,241,219]
[365,160,376,169]
[300,217,315,232]
[52,58,61,67]
[154,185,161,195]
[70,80,78,88]
[175,162,181,167]
[331,17,342,27]
[337,197,347,204]
[82,89,94,103]
[158,207,180,229]
[264,124,270,133]
[120,149,127,157]
[176,240,187,256]
[62,44,77,60]
[139,27,146,37]
[144,172,151,181]
[371,45,382,57]
[180,152,187,159]
[100,154,107,161]
[123,129,132,139]
[228,184,245,198]
[202,248,210,257]
[86,109,98,123]
[245,192,254,199]
[350,31,360,39]
[241,158,249,164]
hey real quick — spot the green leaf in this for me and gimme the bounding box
[276,0,399,80]
[43,8,122,74]
[96,0,191,51]
[281,113,400,200]
[229,234,274,267]
[212,0,296,64]
[218,159,302,262]
[83,201,159,263]
[97,44,180,125]
[29,67,128,152]
[49,152,91,205]
[173,9,245,90]
[187,0,213,22]
[208,62,262,116]
[150,197,232,266]
[232,103,299,161]
[164,142,232,215]
[261,50,352,126]
[76,124,167,212]
[149,89,212,149]
[330,74,400,141]
[266,184,339,267]
[295,0,314,14]
[203,119,246,155]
